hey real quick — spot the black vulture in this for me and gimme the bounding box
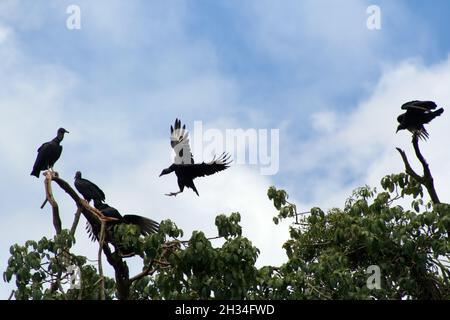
[85,200,159,257]
[159,118,231,196]
[31,128,69,178]
[74,171,106,204]
[397,101,444,140]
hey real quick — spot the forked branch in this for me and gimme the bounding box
[43,171,62,235]
[41,171,119,298]
[396,135,440,204]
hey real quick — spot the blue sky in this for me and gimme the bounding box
[1,0,450,298]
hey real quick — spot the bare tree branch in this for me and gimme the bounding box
[45,171,118,223]
[130,261,156,283]
[43,171,62,235]
[40,171,181,300]
[396,135,440,204]
[98,221,106,300]
[396,148,423,183]
[70,208,82,238]
[41,171,123,298]
[40,198,48,209]
[129,241,179,284]
[411,136,440,204]
[42,171,65,294]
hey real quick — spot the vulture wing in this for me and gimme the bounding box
[170,118,194,164]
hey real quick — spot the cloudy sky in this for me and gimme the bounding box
[1,0,450,298]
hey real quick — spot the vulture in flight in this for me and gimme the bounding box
[159,118,231,196]
[74,171,106,204]
[31,128,69,178]
[86,200,160,257]
[397,101,444,140]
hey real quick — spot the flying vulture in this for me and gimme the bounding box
[159,118,231,196]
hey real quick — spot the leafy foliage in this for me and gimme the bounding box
[265,173,450,299]
[4,173,450,300]
[4,230,115,300]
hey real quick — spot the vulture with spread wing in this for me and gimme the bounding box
[397,101,444,140]
[85,200,159,257]
[159,118,231,196]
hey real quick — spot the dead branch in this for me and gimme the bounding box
[130,242,179,284]
[130,260,156,283]
[70,208,82,238]
[42,171,64,293]
[98,221,106,300]
[50,174,117,223]
[396,148,423,183]
[43,171,62,234]
[40,171,183,300]
[396,135,440,204]
[40,198,48,209]
[41,171,121,298]
[411,136,440,204]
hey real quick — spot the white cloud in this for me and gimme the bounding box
[0,0,57,31]
[1,1,450,300]
[0,6,288,298]
[287,56,450,210]
[241,0,375,59]
[0,25,12,43]
[310,111,338,133]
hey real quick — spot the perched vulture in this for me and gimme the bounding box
[31,128,69,177]
[74,171,106,204]
[85,200,159,257]
[397,101,444,140]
